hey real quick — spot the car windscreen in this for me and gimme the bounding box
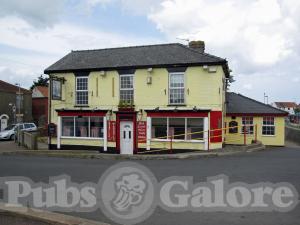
[4,125,15,131]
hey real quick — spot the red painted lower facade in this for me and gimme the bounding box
[53,109,224,152]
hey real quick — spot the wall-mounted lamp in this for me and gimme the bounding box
[193,106,197,112]
[100,71,106,77]
[106,110,113,120]
[146,76,152,84]
[138,109,143,121]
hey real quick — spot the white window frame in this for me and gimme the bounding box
[262,116,275,136]
[61,116,104,140]
[150,117,205,142]
[169,72,185,105]
[119,74,134,104]
[75,76,89,106]
[241,116,254,135]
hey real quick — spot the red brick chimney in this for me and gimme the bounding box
[188,40,205,53]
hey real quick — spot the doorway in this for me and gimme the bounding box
[120,121,133,154]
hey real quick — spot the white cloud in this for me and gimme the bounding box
[0,16,160,55]
[148,0,299,66]
[0,0,66,27]
[0,14,160,88]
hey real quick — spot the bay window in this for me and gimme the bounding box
[151,118,167,139]
[61,116,103,138]
[169,118,185,139]
[169,73,185,104]
[75,117,89,137]
[262,117,275,135]
[76,77,88,105]
[151,117,204,141]
[62,117,74,137]
[90,117,104,138]
[187,118,204,140]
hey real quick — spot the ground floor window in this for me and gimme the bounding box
[61,116,104,138]
[262,116,275,135]
[151,117,204,141]
[228,121,238,133]
[241,116,253,134]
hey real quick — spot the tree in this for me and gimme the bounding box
[30,74,49,90]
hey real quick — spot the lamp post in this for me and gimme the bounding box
[15,83,22,123]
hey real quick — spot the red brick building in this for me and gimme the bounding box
[32,86,48,127]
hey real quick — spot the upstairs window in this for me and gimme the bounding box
[262,116,275,135]
[169,73,185,104]
[120,74,134,104]
[76,77,88,105]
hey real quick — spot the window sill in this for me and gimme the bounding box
[167,104,187,107]
[61,136,103,140]
[74,105,89,108]
[261,135,276,137]
[151,138,204,143]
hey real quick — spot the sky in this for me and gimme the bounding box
[0,0,299,103]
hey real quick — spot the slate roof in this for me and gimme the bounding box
[226,92,287,115]
[0,80,31,94]
[44,43,229,76]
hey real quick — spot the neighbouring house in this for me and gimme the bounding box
[225,93,287,146]
[0,80,32,131]
[32,86,48,127]
[44,41,287,153]
[272,102,298,115]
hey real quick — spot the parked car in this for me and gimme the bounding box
[0,123,37,140]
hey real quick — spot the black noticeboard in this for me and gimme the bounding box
[48,123,57,136]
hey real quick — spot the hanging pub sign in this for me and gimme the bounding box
[107,121,116,142]
[48,123,57,136]
[137,121,147,143]
[52,79,62,100]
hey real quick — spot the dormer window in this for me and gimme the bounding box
[169,72,185,104]
[76,77,88,106]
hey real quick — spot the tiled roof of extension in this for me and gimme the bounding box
[44,43,229,76]
[0,80,31,94]
[226,92,287,115]
[35,86,48,97]
[274,102,298,108]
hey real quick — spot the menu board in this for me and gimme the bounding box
[137,121,147,143]
[107,121,116,142]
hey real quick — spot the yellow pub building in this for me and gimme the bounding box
[45,41,287,154]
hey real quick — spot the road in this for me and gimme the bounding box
[0,141,299,225]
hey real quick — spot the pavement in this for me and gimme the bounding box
[0,140,267,160]
[0,145,299,225]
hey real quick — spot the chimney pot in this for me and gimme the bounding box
[188,40,205,53]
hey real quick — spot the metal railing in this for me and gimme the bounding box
[138,124,259,154]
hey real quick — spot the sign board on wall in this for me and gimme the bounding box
[137,121,147,143]
[107,121,116,142]
[48,123,57,136]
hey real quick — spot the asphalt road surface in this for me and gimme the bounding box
[0,144,299,225]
